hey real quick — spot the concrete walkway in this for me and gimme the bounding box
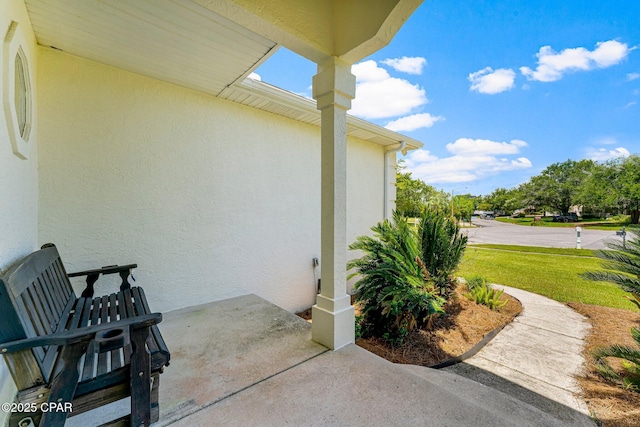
[443,285,594,425]
[67,293,596,426]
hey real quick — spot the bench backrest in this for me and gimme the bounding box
[0,246,77,389]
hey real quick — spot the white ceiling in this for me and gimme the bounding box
[25,0,277,96]
[24,0,422,149]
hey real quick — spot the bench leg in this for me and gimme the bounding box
[130,326,151,427]
[40,342,86,427]
[150,373,160,423]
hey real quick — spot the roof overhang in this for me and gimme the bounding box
[24,0,424,150]
[221,78,422,150]
[25,0,422,94]
[193,0,423,64]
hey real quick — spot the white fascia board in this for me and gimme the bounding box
[219,78,423,151]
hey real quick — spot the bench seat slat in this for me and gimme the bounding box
[81,296,102,382]
[108,293,122,370]
[123,288,136,317]
[116,291,131,365]
[97,295,110,376]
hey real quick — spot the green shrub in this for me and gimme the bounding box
[582,229,640,309]
[463,276,508,310]
[592,327,640,391]
[584,229,640,391]
[464,275,487,291]
[417,209,468,298]
[347,212,446,344]
[355,314,365,340]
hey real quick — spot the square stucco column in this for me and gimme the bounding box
[311,57,356,350]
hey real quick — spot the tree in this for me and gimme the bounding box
[517,181,544,214]
[482,187,522,214]
[452,194,476,221]
[528,159,595,214]
[575,161,618,217]
[618,155,640,224]
[576,155,640,223]
[395,164,447,217]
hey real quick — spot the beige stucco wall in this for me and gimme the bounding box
[37,47,384,315]
[0,0,38,420]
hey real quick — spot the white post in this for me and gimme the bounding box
[576,226,581,249]
[311,57,356,350]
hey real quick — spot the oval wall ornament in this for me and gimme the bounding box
[3,20,33,159]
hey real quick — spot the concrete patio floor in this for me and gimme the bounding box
[68,294,595,426]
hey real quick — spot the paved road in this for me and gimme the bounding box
[464,219,623,250]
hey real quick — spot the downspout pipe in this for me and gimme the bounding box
[384,141,407,219]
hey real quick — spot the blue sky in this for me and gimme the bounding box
[254,0,640,196]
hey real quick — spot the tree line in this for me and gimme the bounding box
[396,154,640,224]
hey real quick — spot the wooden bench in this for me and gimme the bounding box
[0,244,170,426]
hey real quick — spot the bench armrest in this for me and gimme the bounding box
[68,263,138,278]
[69,264,138,298]
[0,313,161,354]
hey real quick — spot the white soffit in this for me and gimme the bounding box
[220,78,423,150]
[25,0,277,96]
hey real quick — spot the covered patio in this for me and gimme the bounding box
[65,294,582,426]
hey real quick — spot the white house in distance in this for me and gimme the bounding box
[1,0,424,415]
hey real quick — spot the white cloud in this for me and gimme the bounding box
[350,60,428,119]
[468,67,516,94]
[624,101,637,109]
[596,137,619,146]
[247,72,261,81]
[446,138,527,155]
[352,60,390,82]
[627,72,640,81]
[521,40,631,82]
[404,138,531,184]
[385,113,443,132]
[381,56,427,75]
[587,147,630,161]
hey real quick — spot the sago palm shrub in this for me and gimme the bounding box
[582,229,640,309]
[591,327,640,391]
[417,208,468,298]
[348,212,445,344]
[583,229,640,391]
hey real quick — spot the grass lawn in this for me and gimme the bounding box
[496,216,629,230]
[457,244,637,310]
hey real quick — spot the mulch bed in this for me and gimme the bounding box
[297,286,522,367]
[568,302,640,427]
